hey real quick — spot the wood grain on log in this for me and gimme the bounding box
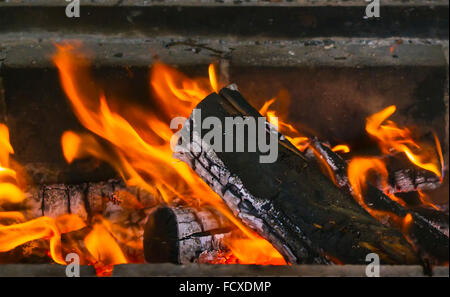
[143,205,234,264]
[24,179,156,221]
[173,87,424,265]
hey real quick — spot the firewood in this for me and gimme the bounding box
[173,86,424,265]
[305,139,443,194]
[143,205,234,264]
[24,179,156,221]
[2,179,158,263]
[304,136,449,263]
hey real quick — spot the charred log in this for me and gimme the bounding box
[174,86,424,265]
[143,205,234,264]
[306,140,443,194]
[24,179,156,221]
[306,138,449,262]
[1,179,158,263]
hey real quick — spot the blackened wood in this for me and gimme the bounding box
[306,140,443,194]
[174,87,421,265]
[143,206,234,264]
[307,139,449,263]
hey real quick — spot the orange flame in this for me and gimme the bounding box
[347,156,417,250]
[331,144,350,153]
[224,236,286,265]
[53,42,283,265]
[0,124,25,205]
[259,96,353,185]
[366,105,443,178]
[0,123,89,264]
[347,157,406,223]
[84,219,127,276]
[258,97,310,152]
[0,214,86,264]
[417,190,440,211]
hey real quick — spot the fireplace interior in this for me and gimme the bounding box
[0,0,448,277]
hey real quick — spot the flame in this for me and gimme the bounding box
[258,97,310,152]
[347,157,405,223]
[208,64,219,93]
[0,214,86,264]
[224,236,286,265]
[366,105,443,178]
[2,44,440,268]
[259,96,354,186]
[84,219,127,276]
[0,124,25,205]
[150,61,213,119]
[346,156,419,252]
[0,123,100,267]
[348,105,445,214]
[53,42,283,265]
[417,190,440,211]
[331,144,350,153]
[0,124,88,265]
[346,105,447,253]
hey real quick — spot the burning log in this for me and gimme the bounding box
[306,139,443,194]
[25,179,156,221]
[173,86,425,265]
[23,179,156,258]
[143,205,234,264]
[306,138,449,263]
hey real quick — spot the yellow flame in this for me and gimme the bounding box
[366,105,442,178]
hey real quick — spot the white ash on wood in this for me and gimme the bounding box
[173,86,448,265]
[143,205,235,264]
[24,179,156,221]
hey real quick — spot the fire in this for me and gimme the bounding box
[224,236,286,265]
[2,42,444,269]
[84,220,127,276]
[0,124,25,205]
[346,105,445,245]
[53,42,284,265]
[347,105,444,213]
[258,97,310,152]
[417,190,440,211]
[0,122,127,273]
[258,97,349,185]
[0,215,86,265]
[331,144,350,153]
[0,123,87,265]
[366,105,443,178]
[208,64,219,93]
[347,157,412,231]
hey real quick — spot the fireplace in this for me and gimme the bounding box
[0,0,448,277]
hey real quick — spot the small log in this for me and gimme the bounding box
[305,139,443,194]
[143,205,234,264]
[174,86,423,265]
[24,179,156,220]
[12,179,157,262]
